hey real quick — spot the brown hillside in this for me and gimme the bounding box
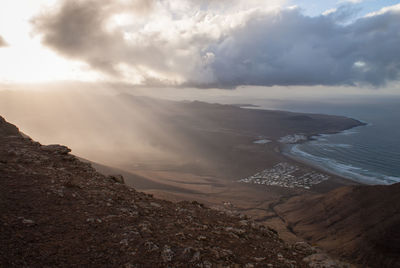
[275,183,400,267]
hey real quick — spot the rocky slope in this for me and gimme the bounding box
[275,184,400,267]
[0,116,327,267]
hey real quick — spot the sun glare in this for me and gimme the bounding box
[0,0,99,83]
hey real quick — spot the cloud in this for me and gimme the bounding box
[32,0,139,75]
[323,4,361,23]
[0,35,7,47]
[199,5,400,87]
[365,3,400,17]
[32,0,227,84]
[322,8,337,16]
[339,0,363,3]
[33,0,268,85]
[33,1,400,88]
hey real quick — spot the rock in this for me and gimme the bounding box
[229,233,239,239]
[41,144,71,155]
[120,239,129,246]
[233,228,246,235]
[62,155,75,161]
[107,174,125,184]
[0,116,20,135]
[192,251,201,262]
[150,202,161,208]
[293,241,316,255]
[203,261,213,268]
[175,232,185,239]
[56,188,64,197]
[182,247,195,260]
[64,178,82,189]
[22,218,35,225]
[303,253,351,268]
[224,227,234,232]
[144,241,159,252]
[197,235,207,241]
[220,249,233,258]
[267,227,278,235]
[161,245,174,262]
[239,220,249,227]
[191,200,204,208]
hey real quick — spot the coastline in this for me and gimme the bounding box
[234,108,368,193]
[279,124,369,188]
[282,149,363,188]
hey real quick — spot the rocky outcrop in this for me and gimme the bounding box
[0,116,20,136]
[0,116,313,267]
[107,174,125,184]
[41,144,71,155]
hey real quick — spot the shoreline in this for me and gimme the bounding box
[277,122,368,189]
[282,149,363,188]
[234,112,368,193]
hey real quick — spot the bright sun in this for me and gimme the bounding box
[0,0,99,83]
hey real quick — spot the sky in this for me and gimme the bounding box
[0,0,399,90]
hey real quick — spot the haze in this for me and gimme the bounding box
[1,0,400,174]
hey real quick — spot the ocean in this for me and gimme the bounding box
[258,95,400,185]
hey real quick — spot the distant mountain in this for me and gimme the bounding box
[275,183,400,267]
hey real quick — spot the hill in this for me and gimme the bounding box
[0,115,325,267]
[275,183,400,267]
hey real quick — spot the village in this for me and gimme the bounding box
[238,162,329,189]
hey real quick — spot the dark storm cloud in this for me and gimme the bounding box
[204,8,400,87]
[0,35,7,47]
[33,1,400,87]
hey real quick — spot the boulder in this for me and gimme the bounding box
[41,144,71,155]
[107,174,125,184]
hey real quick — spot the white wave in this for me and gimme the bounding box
[253,139,271,144]
[311,142,353,149]
[385,176,400,183]
[291,145,332,163]
[331,143,352,148]
[338,129,358,136]
[289,145,397,185]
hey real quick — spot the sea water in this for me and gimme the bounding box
[260,96,400,185]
